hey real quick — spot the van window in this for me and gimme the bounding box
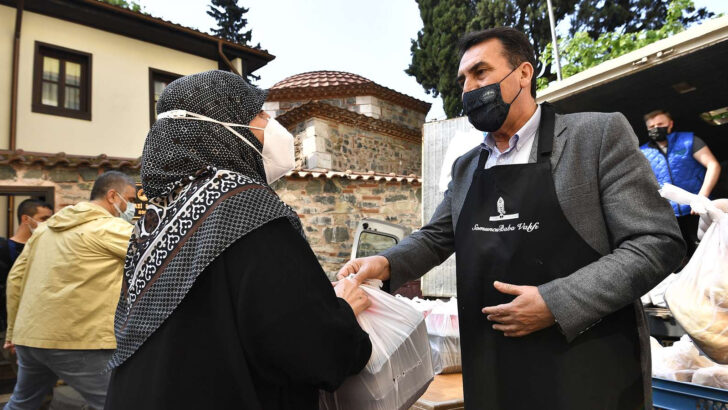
[356,231,397,258]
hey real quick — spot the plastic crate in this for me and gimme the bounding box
[653,377,728,410]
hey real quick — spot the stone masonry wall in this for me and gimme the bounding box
[0,164,140,211]
[377,98,426,130]
[325,119,421,175]
[291,117,421,175]
[270,176,421,278]
[0,164,422,280]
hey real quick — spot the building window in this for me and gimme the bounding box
[149,68,182,126]
[32,42,92,120]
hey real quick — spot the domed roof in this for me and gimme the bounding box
[267,70,431,114]
[270,71,373,90]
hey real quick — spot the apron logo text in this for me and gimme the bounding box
[472,222,540,233]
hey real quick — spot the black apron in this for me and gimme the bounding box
[454,105,644,410]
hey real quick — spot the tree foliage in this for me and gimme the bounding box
[538,0,703,90]
[207,0,262,81]
[406,0,473,118]
[569,0,713,39]
[98,0,141,12]
[407,0,714,118]
[207,0,257,47]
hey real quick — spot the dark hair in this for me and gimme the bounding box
[17,199,52,224]
[458,27,538,98]
[90,171,136,200]
[644,109,673,122]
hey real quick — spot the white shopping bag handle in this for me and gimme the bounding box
[659,184,725,222]
[345,275,383,289]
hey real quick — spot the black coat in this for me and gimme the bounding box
[105,217,372,410]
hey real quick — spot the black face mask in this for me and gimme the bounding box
[462,67,523,132]
[648,126,669,142]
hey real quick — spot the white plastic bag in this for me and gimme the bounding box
[320,280,434,410]
[651,335,714,382]
[425,298,461,374]
[395,296,446,374]
[395,295,442,319]
[692,366,728,389]
[642,273,679,307]
[660,184,728,364]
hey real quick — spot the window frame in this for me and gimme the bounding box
[355,230,399,258]
[149,68,182,127]
[32,41,92,121]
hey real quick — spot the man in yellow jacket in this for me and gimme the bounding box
[4,171,135,410]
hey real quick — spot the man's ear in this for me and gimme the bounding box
[520,62,534,88]
[106,189,117,204]
[668,120,674,133]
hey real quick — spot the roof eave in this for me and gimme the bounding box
[0,0,275,73]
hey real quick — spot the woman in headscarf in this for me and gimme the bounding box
[105,70,372,410]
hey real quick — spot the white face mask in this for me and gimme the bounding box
[27,218,42,234]
[157,110,296,184]
[114,192,136,223]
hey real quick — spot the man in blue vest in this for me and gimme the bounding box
[642,109,721,260]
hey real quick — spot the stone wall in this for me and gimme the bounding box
[0,164,140,210]
[0,164,422,280]
[271,175,421,278]
[291,117,421,175]
[377,98,426,130]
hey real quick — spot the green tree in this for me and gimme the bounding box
[407,0,714,118]
[207,0,262,81]
[467,0,580,104]
[569,0,713,39]
[207,0,257,47]
[98,0,142,12]
[406,0,473,118]
[538,0,703,90]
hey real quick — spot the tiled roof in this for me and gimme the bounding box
[0,151,422,183]
[286,169,421,184]
[271,71,372,89]
[276,101,422,143]
[0,150,141,169]
[267,71,431,114]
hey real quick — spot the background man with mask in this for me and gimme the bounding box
[642,109,721,260]
[3,171,135,410]
[338,27,684,409]
[0,199,53,372]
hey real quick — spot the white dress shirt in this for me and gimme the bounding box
[481,105,542,169]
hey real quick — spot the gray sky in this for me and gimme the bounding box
[139,0,728,122]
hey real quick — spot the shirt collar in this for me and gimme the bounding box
[482,105,542,153]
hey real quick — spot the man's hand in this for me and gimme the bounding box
[482,281,556,337]
[334,279,371,316]
[698,198,728,241]
[336,256,391,285]
[3,341,15,355]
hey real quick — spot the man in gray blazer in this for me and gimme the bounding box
[339,27,684,409]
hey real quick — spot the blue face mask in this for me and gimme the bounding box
[114,192,136,223]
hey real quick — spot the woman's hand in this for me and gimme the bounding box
[334,279,371,316]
